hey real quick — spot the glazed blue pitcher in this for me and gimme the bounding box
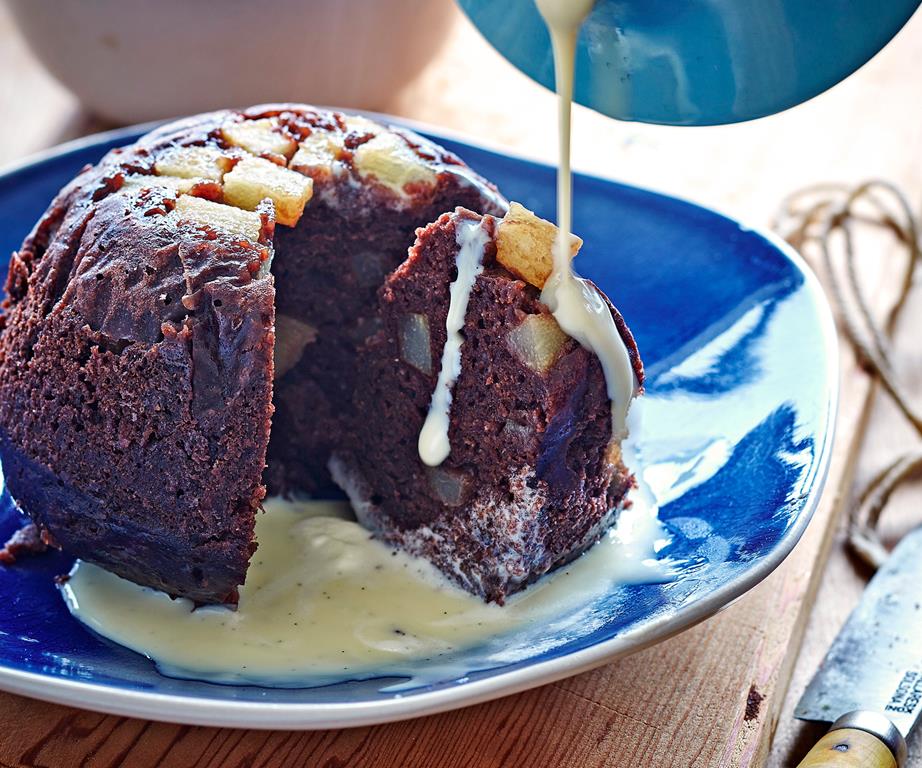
[458,0,921,125]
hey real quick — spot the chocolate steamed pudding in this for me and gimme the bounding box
[0,104,642,605]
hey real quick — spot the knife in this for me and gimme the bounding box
[794,525,922,767]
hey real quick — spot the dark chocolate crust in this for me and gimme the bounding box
[0,105,504,604]
[331,209,644,602]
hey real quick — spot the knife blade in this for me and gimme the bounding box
[794,524,922,767]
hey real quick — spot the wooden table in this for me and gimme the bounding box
[1,4,921,765]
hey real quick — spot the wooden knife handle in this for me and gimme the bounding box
[796,728,897,768]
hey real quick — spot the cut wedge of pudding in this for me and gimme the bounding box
[331,206,643,603]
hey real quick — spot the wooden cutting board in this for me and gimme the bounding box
[1,3,921,766]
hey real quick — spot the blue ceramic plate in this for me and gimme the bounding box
[0,118,836,729]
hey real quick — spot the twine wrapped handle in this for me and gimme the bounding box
[774,181,922,570]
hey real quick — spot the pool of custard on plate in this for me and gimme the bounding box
[61,488,672,687]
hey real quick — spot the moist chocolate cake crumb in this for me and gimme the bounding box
[0,523,48,565]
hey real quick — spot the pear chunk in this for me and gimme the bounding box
[341,114,381,137]
[221,118,297,161]
[353,132,437,198]
[426,466,472,507]
[397,313,432,375]
[172,195,263,242]
[274,314,318,379]
[495,202,582,289]
[123,174,199,196]
[507,313,569,373]
[222,156,313,226]
[123,174,223,202]
[605,440,622,467]
[289,132,344,182]
[154,146,231,181]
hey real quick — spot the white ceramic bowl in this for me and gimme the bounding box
[6,0,454,123]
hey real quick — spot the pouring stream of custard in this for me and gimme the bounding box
[536,0,637,440]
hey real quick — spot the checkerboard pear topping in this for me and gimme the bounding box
[341,114,382,137]
[124,175,200,196]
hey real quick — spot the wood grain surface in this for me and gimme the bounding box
[770,226,922,766]
[0,3,921,766]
